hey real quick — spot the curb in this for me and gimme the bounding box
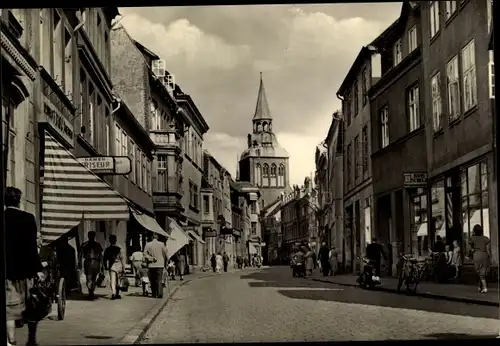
[118,273,218,345]
[311,278,500,307]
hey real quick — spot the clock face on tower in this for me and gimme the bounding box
[262,133,271,144]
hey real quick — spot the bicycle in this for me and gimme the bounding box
[397,254,420,293]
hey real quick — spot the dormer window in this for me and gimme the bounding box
[408,25,418,53]
[393,39,402,66]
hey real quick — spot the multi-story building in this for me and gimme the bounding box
[238,73,290,210]
[230,181,249,263]
[202,150,233,264]
[368,2,426,275]
[419,1,497,270]
[336,43,380,273]
[315,143,329,244]
[110,25,203,265]
[261,198,281,265]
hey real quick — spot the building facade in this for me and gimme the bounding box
[261,198,281,265]
[369,2,426,275]
[419,0,498,268]
[337,45,380,273]
[238,73,290,209]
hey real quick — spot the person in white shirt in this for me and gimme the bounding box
[130,246,144,287]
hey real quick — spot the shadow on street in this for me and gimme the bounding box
[424,333,499,340]
[241,267,499,320]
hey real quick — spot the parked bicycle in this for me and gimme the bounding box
[397,250,443,294]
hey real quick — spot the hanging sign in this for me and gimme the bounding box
[77,156,132,175]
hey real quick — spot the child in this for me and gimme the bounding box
[167,260,176,280]
[140,257,152,297]
[445,245,453,264]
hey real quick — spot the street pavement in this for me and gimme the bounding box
[141,266,500,343]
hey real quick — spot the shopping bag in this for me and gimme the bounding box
[96,271,106,288]
[162,269,168,286]
[119,277,130,292]
[79,269,86,286]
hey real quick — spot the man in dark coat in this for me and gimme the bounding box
[366,237,387,282]
[5,186,44,346]
[78,231,103,299]
[318,242,330,277]
[223,252,230,272]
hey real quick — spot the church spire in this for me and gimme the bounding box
[253,72,272,120]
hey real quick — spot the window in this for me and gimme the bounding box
[79,72,86,129]
[345,93,351,127]
[447,55,460,121]
[121,130,127,157]
[354,135,360,181]
[462,39,477,112]
[193,185,198,209]
[39,9,51,68]
[142,153,147,190]
[129,141,136,183]
[88,85,94,144]
[431,72,442,132]
[353,81,359,116]
[136,148,142,188]
[380,106,389,148]
[251,202,257,214]
[150,100,160,130]
[105,108,110,155]
[270,164,277,187]
[2,101,15,187]
[393,39,402,65]
[408,25,417,52]
[429,1,440,38]
[52,10,63,83]
[278,164,285,187]
[156,156,167,192]
[203,195,210,214]
[408,85,420,132]
[262,164,269,187]
[96,13,102,61]
[461,161,489,258]
[445,1,457,20]
[489,59,495,99]
[147,159,151,194]
[64,29,73,98]
[361,68,368,106]
[251,222,257,235]
[362,126,368,172]
[346,143,352,188]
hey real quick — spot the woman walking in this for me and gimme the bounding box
[103,235,125,300]
[469,224,491,293]
[210,253,217,273]
[329,246,339,276]
[305,247,315,277]
[216,253,223,273]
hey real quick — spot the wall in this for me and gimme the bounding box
[249,156,290,208]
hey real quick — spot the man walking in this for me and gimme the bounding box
[5,187,44,346]
[366,237,387,283]
[144,233,168,298]
[318,242,330,277]
[78,231,103,299]
[223,252,230,272]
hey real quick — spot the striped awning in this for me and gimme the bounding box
[41,131,130,244]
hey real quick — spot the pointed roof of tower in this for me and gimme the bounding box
[253,72,272,120]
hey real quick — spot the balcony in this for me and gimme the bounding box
[150,130,179,148]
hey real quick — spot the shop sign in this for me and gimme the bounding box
[42,98,74,147]
[403,172,427,188]
[204,228,217,238]
[77,156,132,175]
[220,227,233,235]
[233,229,241,237]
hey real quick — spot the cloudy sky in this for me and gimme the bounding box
[119,3,401,186]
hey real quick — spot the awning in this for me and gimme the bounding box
[248,242,258,254]
[41,131,129,245]
[132,209,171,239]
[417,222,428,237]
[187,230,206,244]
[166,217,190,259]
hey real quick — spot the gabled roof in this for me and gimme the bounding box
[253,72,272,120]
[133,40,160,60]
[337,46,376,96]
[489,22,494,51]
[263,198,281,218]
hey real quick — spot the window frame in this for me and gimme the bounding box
[445,1,457,21]
[156,155,167,192]
[447,55,460,122]
[429,1,440,38]
[431,72,443,132]
[380,106,390,148]
[393,38,402,65]
[461,39,477,112]
[407,84,420,132]
[408,25,418,53]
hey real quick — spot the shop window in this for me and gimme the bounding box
[461,161,489,259]
[203,195,210,214]
[431,180,446,246]
[411,188,428,258]
[156,155,167,192]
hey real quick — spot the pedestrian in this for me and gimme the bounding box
[55,235,78,295]
[243,256,249,269]
[210,253,217,272]
[450,240,462,280]
[177,251,186,281]
[469,224,491,293]
[78,231,103,300]
[103,235,126,300]
[329,246,339,276]
[216,253,223,273]
[5,187,44,346]
[223,252,230,272]
[318,242,330,277]
[365,237,387,283]
[236,255,243,269]
[167,259,176,280]
[305,247,315,277]
[130,246,144,287]
[143,233,169,298]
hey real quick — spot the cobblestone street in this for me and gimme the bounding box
[142,267,500,343]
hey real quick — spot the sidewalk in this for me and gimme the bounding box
[15,271,218,345]
[311,273,500,307]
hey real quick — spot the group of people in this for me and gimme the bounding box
[290,243,339,278]
[210,252,230,273]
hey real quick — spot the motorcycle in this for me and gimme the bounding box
[291,256,306,278]
[356,257,381,289]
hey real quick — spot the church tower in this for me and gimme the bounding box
[238,73,290,209]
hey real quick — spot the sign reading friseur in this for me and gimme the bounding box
[403,172,427,188]
[77,156,132,175]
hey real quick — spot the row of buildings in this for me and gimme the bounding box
[1,7,267,270]
[312,0,497,279]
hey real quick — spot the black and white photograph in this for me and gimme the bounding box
[1,1,499,345]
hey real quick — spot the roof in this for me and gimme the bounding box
[133,40,160,60]
[263,198,282,218]
[489,22,494,50]
[337,46,375,96]
[253,72,272,120]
